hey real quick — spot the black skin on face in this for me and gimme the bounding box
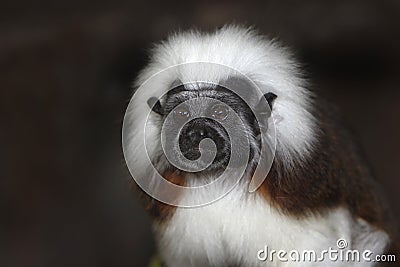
[147,84,277,126]
[146,84,277,171]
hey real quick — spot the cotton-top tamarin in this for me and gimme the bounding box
[123,25,398,267]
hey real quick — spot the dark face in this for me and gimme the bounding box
[147,83,276,173]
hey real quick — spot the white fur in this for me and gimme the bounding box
[156,176,389,267]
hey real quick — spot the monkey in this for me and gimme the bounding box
[122,25,398,266]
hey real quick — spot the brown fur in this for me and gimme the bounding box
[135,169,185,224]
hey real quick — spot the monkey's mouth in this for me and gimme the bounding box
[182,146,201,160]
[184,142,223,156]
[179,143,231,170]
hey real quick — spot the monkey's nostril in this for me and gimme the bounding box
[187,129,206,140]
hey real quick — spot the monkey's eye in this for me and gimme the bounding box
[173,106,191,120]
[210,104,229,121]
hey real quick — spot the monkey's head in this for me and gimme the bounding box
[123,26,316,205]
[147,82,277,174]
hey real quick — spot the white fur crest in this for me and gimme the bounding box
[128,25,316,172]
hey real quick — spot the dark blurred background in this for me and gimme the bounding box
[1,0,399,266]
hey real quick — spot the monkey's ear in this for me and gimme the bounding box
[262,92,277,109]
[147,97,163,115]
[255,92,277,117]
